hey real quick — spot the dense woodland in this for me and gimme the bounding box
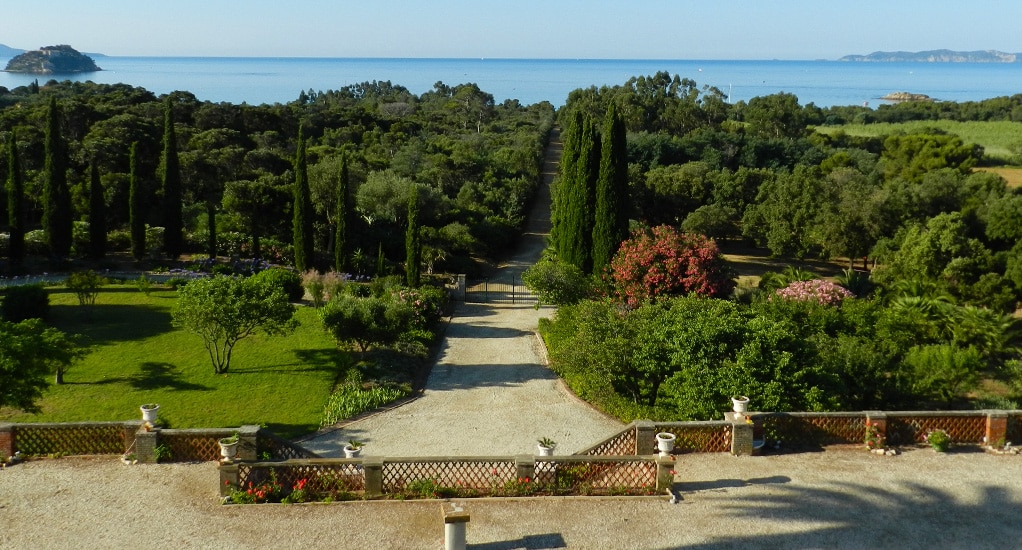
[535,72,1022,421]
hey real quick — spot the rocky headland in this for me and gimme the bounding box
[4,45,101,74]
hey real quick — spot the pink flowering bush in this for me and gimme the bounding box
[609,225,735,306]
[773,279,852,306]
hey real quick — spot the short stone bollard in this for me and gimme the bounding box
[442,502,470,550]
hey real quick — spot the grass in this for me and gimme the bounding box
[814,120,1022,164]
[0,285,344,439]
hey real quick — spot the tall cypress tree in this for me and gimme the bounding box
[43,96,72,258]
[551,111,583,258]
[405,186,421,288]
[129,142,146,261]
[559,115,599,273]
[88,161,106,259]
[7,132,25,266]
[161,96,183,258]
[591,103,630,273]
[292,127,314,271]
[334,154,350,273]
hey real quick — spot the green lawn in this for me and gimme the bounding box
[0,285,344,439]
[815,120,1022,163]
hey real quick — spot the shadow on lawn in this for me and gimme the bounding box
[49,304,173,343]
[231,348,345,376]
[129,362,214,392]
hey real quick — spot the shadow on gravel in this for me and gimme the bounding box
[680,480,1021,549]
[428,363,557,391]
[470,533,567,549]
[444,324,536,339]
[677,475,790,493]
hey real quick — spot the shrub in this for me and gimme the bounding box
[65,270,108,306]
[773,279,853,306]
[303,270,326,307]
[522,258,593,306]
[609,225,735,307]
[1,284,50,322]
[250,267,304,302]
[107,229,131,252]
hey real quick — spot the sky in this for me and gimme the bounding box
[5,1,1022,60]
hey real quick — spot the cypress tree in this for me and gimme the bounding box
[7,132,25,265]
[88,161,106,259]
[161,96,183,258]
[205,201,217,259]
[129,142,146,261]
[376,242,385,276]
[405,186,421,287]
[43,96,72,258]
[559,115,599,273]
[591,104,630,273]
[292,127,314,271]
[334,154,349,272]
[551,111,583,257]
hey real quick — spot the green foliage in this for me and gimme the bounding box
[7,131,25,264]
[43,96,72,258]
[405,186,421,288]
[65,270,108,306]
[319,294,412,353]
[320,382,409,427]
[87,162,106,259]
[129,141,146,261]
[250,267,304,302]
[906,344,983,408]
[172,274,298,374]
[880,132,981,183]
[521,258,593,306]
[1,284,50,322]
[0,319,83,411]
[592,103,630,273]
[161,96,183,258]
[292,128,314,272]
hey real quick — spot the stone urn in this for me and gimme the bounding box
[731,396,750,414]
[218,437,239,462]
[536,438,556,457]
[140,404,160,423]
[656,432,677,456]
[343,442,363,458]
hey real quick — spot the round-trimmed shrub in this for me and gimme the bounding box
[250,267,304,302]
[1,284,50,322]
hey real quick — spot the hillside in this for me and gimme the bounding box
[4,44,101,73]
[840,49,1022,63]
[0,43,25,57]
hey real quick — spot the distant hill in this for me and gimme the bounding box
[0,43,25,57]
[840,49,1022,63]
[4,44,101,74]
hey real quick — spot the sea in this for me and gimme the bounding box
[3,56,1022,109]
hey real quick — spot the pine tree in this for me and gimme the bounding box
[292,127,314,271]
[129,142,146,261]
[161,96,183,258]
[592,103,630,273]
[88,162,106,259]
[334,154,350,272]
[405,186,421,288]
[43,96,72,258]
[7,132,25,265]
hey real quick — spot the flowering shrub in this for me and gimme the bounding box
[609,225,735,307]
[393,286,447,331]
[773,279,853,306]
[226,473,283,504]
[864,420,885,450]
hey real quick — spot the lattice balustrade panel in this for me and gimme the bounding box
[163,434,221,462]
[15,424,128,456]
[541,460,656,491]
[583,430,636,456]
[760,415,865,446]
[241,463,365,493]
[886,415,986,445]
[663,425,732,453]
[382,460,516,491]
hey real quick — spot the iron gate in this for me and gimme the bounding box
[466,272,536,304]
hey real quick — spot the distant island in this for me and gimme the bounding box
[840,49,1022,63]
[0,43,25,57]
[4,45,101,74]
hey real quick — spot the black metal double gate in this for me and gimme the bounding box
[466,272,536,304]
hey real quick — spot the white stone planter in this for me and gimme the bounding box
[343,445,362,458]
[656,432,677,456]
[219,438,239,462]
[731,396,749,414]
[140,404,159,423]
[536,444,555,457]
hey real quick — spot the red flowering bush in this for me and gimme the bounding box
[773,279,852,306]
[609,225,735,306]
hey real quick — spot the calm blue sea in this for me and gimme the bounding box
[3,56,1022,108]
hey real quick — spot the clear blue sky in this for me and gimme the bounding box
[6,1,1022,59]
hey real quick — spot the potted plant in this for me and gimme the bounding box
[343,439,363,458]
[219,433,240,462]
[731,396,749,414]
[140,403,160,423]
[655,432,676,456]
[537,437,556,456]
[927,429,951,452]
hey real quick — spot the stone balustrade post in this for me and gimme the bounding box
[730,418,753,456]
[635,420,657,455]
[516,455,536,481]
[220,463,239,496]
[656,456,675,491]
[135,425,159,464]
[237,425,260,461]
[121,421,141,454]
[0,423,13,459]
[363,457,383,497]
[985,411,1008,447]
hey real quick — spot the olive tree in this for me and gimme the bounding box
[172,275,297,374]
[0,319,83,407]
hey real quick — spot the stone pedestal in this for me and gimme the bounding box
[728,414,754,456]
[443,502,470,550]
